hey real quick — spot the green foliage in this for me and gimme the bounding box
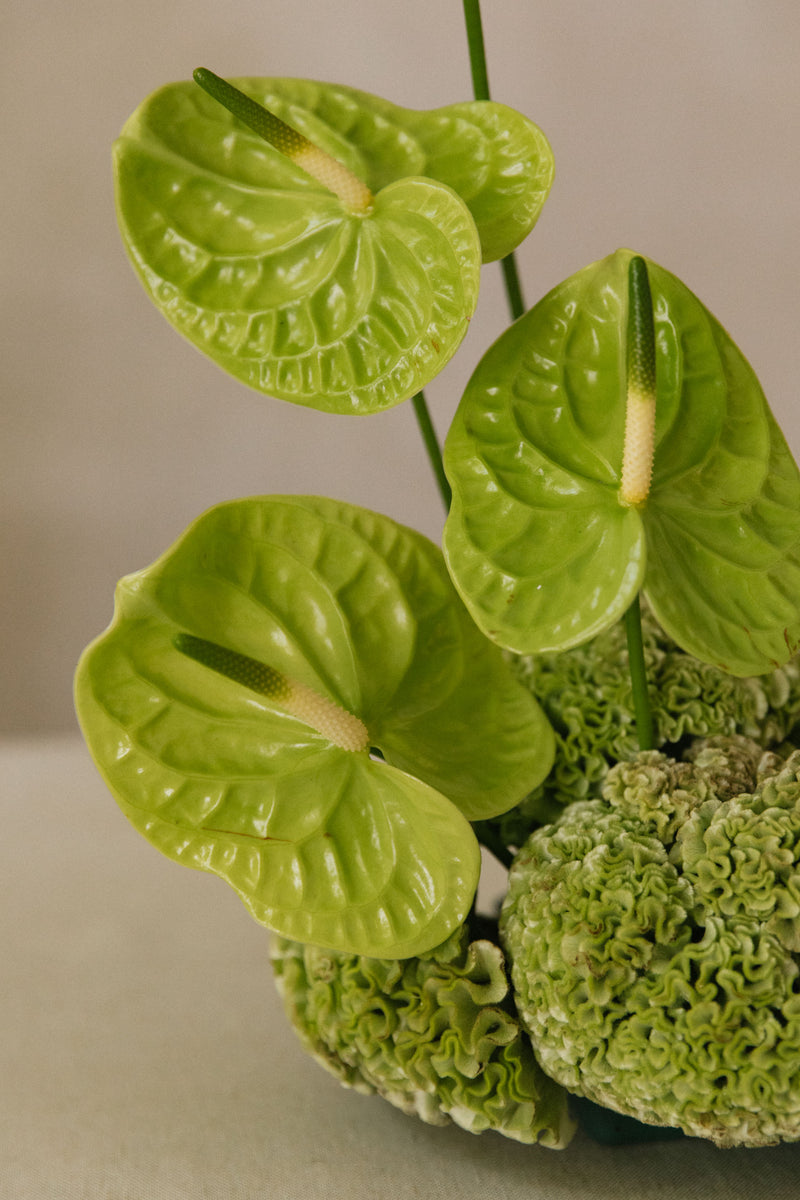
[501,737,800,1147]
[80,26,800,1151]
[443,249,800,675]
[271,924,574,1146]
[75,495,552,958]
[113,76,552,413]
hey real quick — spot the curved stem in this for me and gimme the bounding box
[624,595,655,751]
[412,391,451,511]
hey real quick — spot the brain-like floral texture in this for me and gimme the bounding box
[500,737,800,1146]
[271,925,574,1147]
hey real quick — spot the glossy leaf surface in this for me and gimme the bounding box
[112,77,551,412]
[443,249,800,675]
[75,497,553,956]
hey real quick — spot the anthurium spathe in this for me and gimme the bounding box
[443,249,800,677]
[75,496,554,958]
[113,72,553,414]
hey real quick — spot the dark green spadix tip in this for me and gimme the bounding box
[626,255,656,398]
[193,68,306,157]
[620,255,657,506]
[192,67,373,211]
[175,632,289,700]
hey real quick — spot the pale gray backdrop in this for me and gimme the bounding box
[3,0,799,732]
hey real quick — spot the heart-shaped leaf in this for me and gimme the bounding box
[112,75,551,413]
[443,249,800,675]
[75,496,553,956]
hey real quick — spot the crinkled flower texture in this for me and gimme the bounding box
[271,924,574,1147]
[490,609,800,847]
[500,736,800,1147]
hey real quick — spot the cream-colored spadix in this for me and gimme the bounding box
[620,256,657,507]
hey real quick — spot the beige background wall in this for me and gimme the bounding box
[3,0,799,733]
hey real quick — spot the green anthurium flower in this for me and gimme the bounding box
[74,496,553,958]
[443,249,800,677]
[113,72,552,414]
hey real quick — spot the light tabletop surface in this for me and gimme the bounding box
[5,735,800,1199]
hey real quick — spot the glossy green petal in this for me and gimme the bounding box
[359,506,555,820]
[642,260,800,674]
[443,249,800,674]
[75,497,551,955]
[115,130,478,412]
[443,252,647,654]
[113,75,551,413]
[121,76,552,259]
[77,632,479,957]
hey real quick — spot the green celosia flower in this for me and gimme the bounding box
[484,608,799,849]
[759,655,800,748]
[270,925,574,1147]
[500,736,800,1147]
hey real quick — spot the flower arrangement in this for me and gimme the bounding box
[74,1,800,1150]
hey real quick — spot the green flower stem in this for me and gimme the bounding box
[412,391,452,511]
[500,254,526,321]
[624,594,655,751]
[462,0,526,320]
[402,4,489,512]
[462,0,490,101]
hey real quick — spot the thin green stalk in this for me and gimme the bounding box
[500,254,526,322]
[462,0,526,320]
[462,0,490,100]
[624,594,655,751]
[412,391,451,511]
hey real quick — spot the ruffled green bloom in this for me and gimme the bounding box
[500,736,800,1147]
[759,655,800,748]
[271,925,574,1147]
[484,609,800,848]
